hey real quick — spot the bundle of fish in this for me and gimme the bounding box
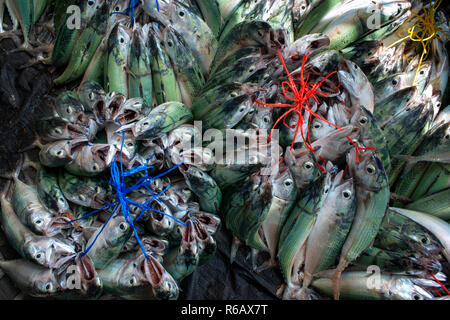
[0,0,448,300]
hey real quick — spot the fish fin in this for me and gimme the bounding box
[389,192,412,204]
[395,154,419,164]
[0,154,23,180]
[314,269,336,279]
[22,153,39,170]
[254,256,277,273]
[230,237,241,264]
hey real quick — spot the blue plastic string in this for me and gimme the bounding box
[68,121,186,260]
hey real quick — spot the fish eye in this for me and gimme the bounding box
[56,150,64,157]
[129,277,136,285]
[35,219,42,225]
[58,197,65,204]
[35,252,42,259]
[303,161,313,169]
[133,102,142,108]
[95,186,102,193]
[445,134,449,140]
[66,107,72,114]
[301,5,306,10]
[247,109,255,115]
[127,142,134,147]
[79,195,86,202]
[54,128,63,135]
[359,116,368,125]
[167,40,173,47]
[343,190,352,199]
[143,121,149,126]
[366,164,376,174]
[392,79,398,86]
[89,92,95,100]
[257,30,263,37]
[436,103,441,108]
[284,179,293,187]
[324,187,329,194]
[263,116,270,123]
[230,91,238,98]
[419,70,425,75]
[420,236,430,244]
[313,122,321,129]
[92,164,99,171]
[238,106,246,112]
[413,294,423,300]
[119,222,128,231]
[45,283,53,292]
[249,67,255,73]
[178,11,185,17]
[120,37,125,44]
[263,73,270,79]
[88,0,94,6]
[115,6,120,11]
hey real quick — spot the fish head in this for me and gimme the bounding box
[57,254,102,298]
[144,255,179,300]
[272,164,297,201]
[313,125,360,161]
[322,170,355,214]
[55,91,85,123]
[28,210,54,235]
[105,91,127,121]
[82,0,103,21]
[285,146,321,190]
[104,214,133,246]
[78,81,106,112]
[116,98,147,124]
[32,270,59,296]
[40,140,73,166]
[286,33,330,58]
[379,1,411,23]
[391,277,434,300]
[248,21,273,46]
[147,200,175,236]
[347,149,387,191]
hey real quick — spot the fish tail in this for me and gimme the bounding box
[333,269,343,300]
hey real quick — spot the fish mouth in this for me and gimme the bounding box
[67,124,86,138]
[93,99,106,122]
[141,254,164,287]
[44,216,73,237]
[107,94,127,120]
[77,255,96,281]
[309,35,330,51]
[92,144,111,163]
[142,237,168,256]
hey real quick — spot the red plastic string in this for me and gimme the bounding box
[255,47,376,169]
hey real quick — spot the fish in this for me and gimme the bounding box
[1,188,76,269]
[121,101,193,140]
[312,271,435,300]
[330,149,389,299]
[99,253,178,300]
[105,22,132,97]
[85,212,133,269]
[179,164,222,214]
[299,169,356,298]
[161,26,206,107]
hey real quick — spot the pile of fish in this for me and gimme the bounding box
[0,0,448,300]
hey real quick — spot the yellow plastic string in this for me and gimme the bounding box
[384,0,449,83]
